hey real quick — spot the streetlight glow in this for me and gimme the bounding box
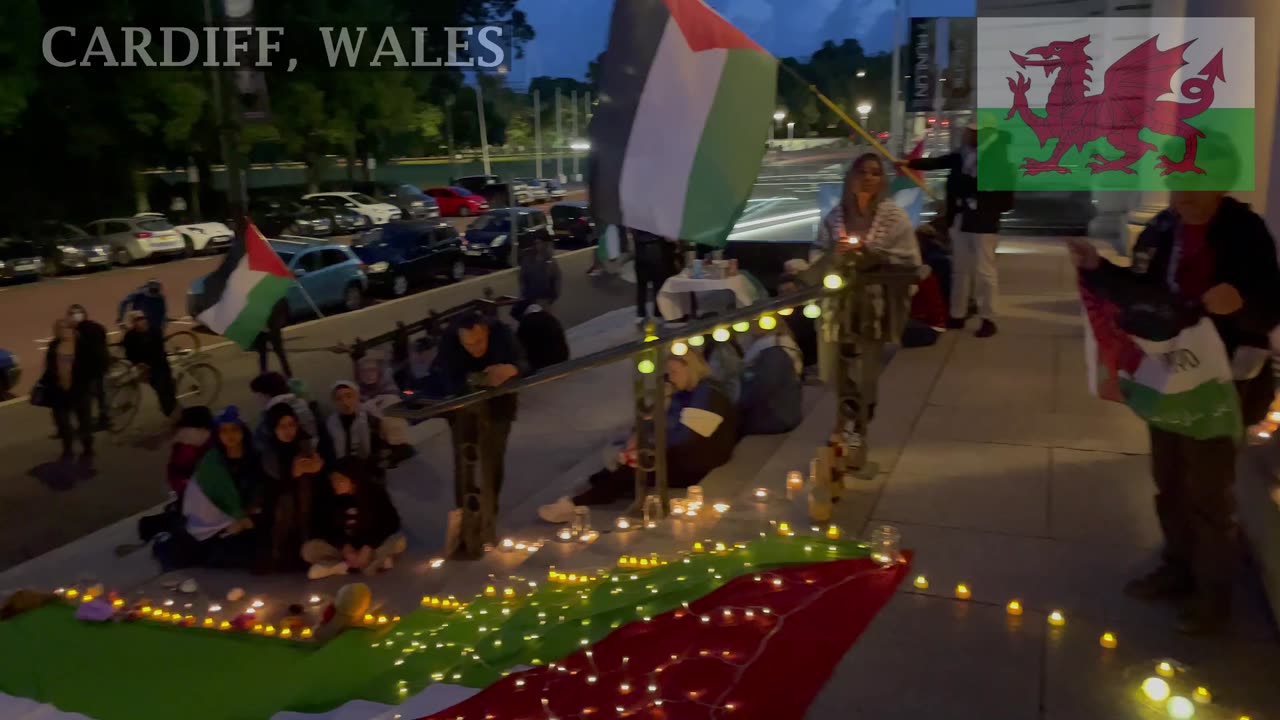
[856,69,866,78]
[569,141,591,151]
[856,102,873,116]
[773,110,786,121]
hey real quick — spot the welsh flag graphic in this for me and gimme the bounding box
[977,17,1254,192]
[0,537,908,720]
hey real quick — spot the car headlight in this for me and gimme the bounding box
[410,200,425,207]
[60,245,82,254]
[490,234,508,248]
[368,261,390,273]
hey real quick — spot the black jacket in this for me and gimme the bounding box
[907,152,1013,234]
[1085,197,1280,423]
[75,320,110,375]
[42,339,98,401]
[122,329,171,376]
[517,310,569,373]
[427,319,528,423]
[315,484,401,550]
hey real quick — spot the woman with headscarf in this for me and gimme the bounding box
[814,152,920,268]
[256,402,324,573]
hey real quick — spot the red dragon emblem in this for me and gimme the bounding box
[1005,35,1225,176]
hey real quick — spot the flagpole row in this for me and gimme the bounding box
[778,64,936,201]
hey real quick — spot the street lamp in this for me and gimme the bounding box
[771,110,786,141]
[856,69,866,78]
[856,102,873,128]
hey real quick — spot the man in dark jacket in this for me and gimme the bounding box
[427,311,527,515]
[117,279,169,337]
[516,305,570,373]
[514,239,562,320]
[1069,192,1280,635]
[67,304,110,429]
[899,126,1013,338]
[633,229,678,325]
[252,298,291,377]
[121,311,177,418]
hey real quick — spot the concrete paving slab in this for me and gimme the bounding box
[1048,448,1162,549]
[873,452,1050,537]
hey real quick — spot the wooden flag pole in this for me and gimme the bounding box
[778,63,937,201]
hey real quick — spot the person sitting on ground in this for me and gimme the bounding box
[354,354,402,410]
[738,320,804,436]
[515,238,562,319]
[157,406,261,570]
[255,402,324,573]
[303,456,405,579]
[251,371,320,447]
[327,380,387,474]
[122,310,178,420]
[705,336,744,405]
[539,351,737,516]
[167,406,213,496]
[776,271,818,373]
[515,304,570,373]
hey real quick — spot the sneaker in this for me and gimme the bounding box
[307,562,348,580]
[538,496,577,524]
[946,317,966,330]
[1123,565,1194,603]
[975,319,999,338]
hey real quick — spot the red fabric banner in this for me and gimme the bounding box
[418,554,910,720]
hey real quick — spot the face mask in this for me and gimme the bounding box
[70,312,86,323]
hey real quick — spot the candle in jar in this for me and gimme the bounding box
[786,471,804,495]
[753,488,770,502]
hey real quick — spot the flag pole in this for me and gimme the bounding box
[778,63,936,200]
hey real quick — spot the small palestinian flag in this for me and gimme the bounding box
[182,452,245,541]
[589,0,778,248]
[197,222,292,349]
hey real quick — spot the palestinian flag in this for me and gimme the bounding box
[196,222,292,349]
[182,452,245,541]
[589,0,778,248]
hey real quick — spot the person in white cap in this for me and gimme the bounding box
[897,123,1013,338]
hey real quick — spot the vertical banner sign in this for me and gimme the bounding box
[906,18,937,113]
[944,17,976,112]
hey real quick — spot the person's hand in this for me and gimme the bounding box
[1065,238,1100,271]
[485,363,519,386]
[293,454,323,477]
[1203,283,1244,315]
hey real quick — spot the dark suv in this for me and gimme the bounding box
[550,201,594,245]
[351,221,466,297]
[460,208,552,266]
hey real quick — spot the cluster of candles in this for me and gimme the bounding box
[617,554,669,569]
[420,595,466,610]
[54,587,322,641]
[547,570,598,585]
[498,538,544,553]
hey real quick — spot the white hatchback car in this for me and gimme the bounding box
[84,216,186,265]
[135,213,234,255]
[302,192,403,226]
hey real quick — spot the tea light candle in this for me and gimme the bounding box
[1193,686,1211,704]
[1099,632,1117,649]
[786,471,804,496]
[825,525,841,540]
[712,502,729,513]
[670,499,687,516]
[955,583,971,600]
[616,517,633,531]
[1047,610,1065,627]
[753,488,770,502]
[557,528,574,541]
[579,530,599,543]
[1006,600,1023,616]
[913,575,929,590]
[777,522,793,536]
[1156,661,1175,678]
[500,538,515,551]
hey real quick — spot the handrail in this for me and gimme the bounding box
[386,264,919,422]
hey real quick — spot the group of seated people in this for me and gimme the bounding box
[152,371,410,581]
[538,314,809,522]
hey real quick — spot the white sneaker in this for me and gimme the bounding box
[307,562,348,580]
[538,496,577,524]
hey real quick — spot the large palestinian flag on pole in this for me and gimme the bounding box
[589,0,778,248]
[196,222,293,349]
[977,17,1253,192]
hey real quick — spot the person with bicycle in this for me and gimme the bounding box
[121,310,178,419]
[67,304,110,430]
[117,279,169,337]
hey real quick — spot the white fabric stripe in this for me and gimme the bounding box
[196,255,265,334]
[618,18,727,239]
[0,693,95,720]
[977,17,1254,109]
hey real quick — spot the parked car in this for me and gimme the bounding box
[250,198,334,238]
[302,192,402,225]
[0,239,45,283]
[188,238,368,321]
[7,221,112,275]
[549,201,595,245]
[348,181,441,220]
[425,186,490,217]
[461,208,552,267]
[452,175,528,208]
[513,178,548,204]
[350,221,466,297]
[540,178,567,200]
[135,213,233,255]
[298,197,374,236]
[85,216,185,265]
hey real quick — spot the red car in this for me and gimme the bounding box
[425,186,490,217]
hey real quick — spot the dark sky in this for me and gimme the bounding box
[513,0,976,83]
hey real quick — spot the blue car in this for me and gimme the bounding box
[188,237,369,322]
[460,208,553,267]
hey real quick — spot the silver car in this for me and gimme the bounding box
[513,178,549,204]
[84,216,186,265]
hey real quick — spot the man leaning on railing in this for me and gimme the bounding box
[423,311,529,518]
